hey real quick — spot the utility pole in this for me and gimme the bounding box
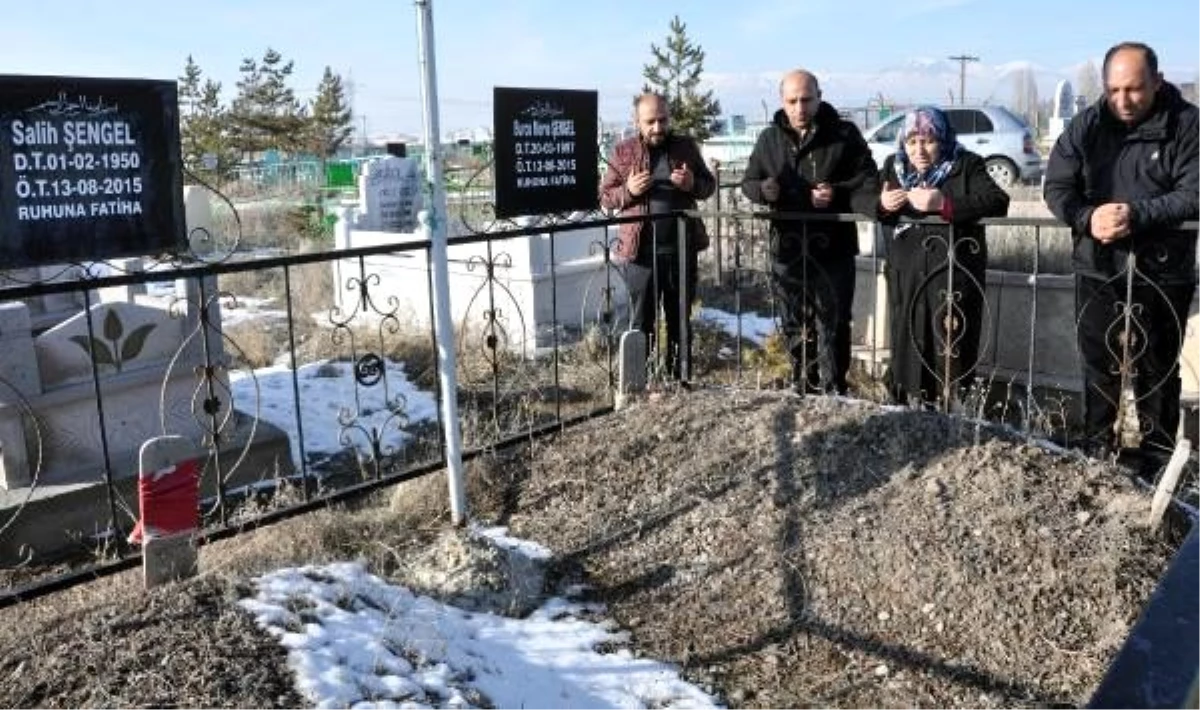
[346,69,359,156]
[948,54,980,105]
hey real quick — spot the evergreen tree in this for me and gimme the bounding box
[307,67,354,160]
[641,15,721,141]
[178,57,238,179]
[179,55,203,117]
[228,48,307,159]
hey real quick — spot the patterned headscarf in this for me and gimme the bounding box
[892,106,961,189]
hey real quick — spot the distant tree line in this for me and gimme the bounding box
[178,49,354,179]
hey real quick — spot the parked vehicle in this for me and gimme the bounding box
[863,105,1043,187]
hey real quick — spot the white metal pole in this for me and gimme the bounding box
[415,0,467,524]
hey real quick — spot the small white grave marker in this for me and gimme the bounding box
[130,435,202,588]
[617,330,647,409]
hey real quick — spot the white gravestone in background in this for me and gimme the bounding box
[358,156,422,233]
[1048,80,1075,146]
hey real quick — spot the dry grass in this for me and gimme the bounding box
[0,387,1187,708]
[0,572,303,709]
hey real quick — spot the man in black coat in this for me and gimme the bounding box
[742,69,878,394]
[1044,41,1199,470]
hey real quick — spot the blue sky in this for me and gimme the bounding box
[0,0,1195,138]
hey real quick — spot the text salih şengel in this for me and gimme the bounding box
[512,117,577,189]
[8,118,146,222]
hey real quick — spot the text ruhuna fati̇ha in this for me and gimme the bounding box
[17,200,143,221]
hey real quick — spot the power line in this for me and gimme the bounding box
[948,54,980,105]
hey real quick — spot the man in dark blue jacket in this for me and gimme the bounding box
[1044,42,1199,471]
[742,69,878,395]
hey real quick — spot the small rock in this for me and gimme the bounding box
[935,621,945,633]
[1076,511,1092,525]
[875,664,889,677]
[924,478,945,496]
[877,610,890,622]
[921,603,935,615]
[1037,526,1052,538]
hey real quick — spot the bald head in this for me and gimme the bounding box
[1103,43,1162,126]
[779,69,820,96]
[779,69,822,132]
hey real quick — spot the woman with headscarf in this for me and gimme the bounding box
[877,106,1010,407]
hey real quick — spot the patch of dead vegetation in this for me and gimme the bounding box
[0,573,301,708]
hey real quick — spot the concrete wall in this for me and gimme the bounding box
[331,209,631,351]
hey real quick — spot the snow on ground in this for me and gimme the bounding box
[239,560,720,710]
[229,358,439,468]
[218,296,290,327]
[696,307,776,347]
[218,306,780,706]
[215,294,771,470]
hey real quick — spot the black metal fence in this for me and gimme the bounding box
[0,184,1196,611]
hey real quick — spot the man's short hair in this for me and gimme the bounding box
[1102,41,1159,81]
[633,92,667,111]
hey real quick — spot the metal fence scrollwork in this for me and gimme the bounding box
[326,260,414,480]
[908,228,992,409]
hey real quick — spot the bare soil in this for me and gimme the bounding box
[0,573,302,708]
[493,388,1179,708]
[0,387,1185,708]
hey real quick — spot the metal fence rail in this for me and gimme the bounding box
[0,200,1195,613]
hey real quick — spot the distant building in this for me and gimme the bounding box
[446,126,493,144]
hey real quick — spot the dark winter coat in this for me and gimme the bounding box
[1043,81,1199,285]
[741,103,879,261]
[599,132,716,263]
[878,150,1010,402]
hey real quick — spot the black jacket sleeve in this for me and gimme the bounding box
[684,139,717,201]
[1043,117,1095,237]
[741,130,772,205]
[946,153,1010,223]
[838,124,880,217]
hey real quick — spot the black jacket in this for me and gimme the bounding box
[742,103,879,260]
[1043,81,1199,284]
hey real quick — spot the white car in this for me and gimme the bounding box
[863,105,1043,187]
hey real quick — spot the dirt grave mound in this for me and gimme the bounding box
[494,387,1180,707]
[0,386,1187,708]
